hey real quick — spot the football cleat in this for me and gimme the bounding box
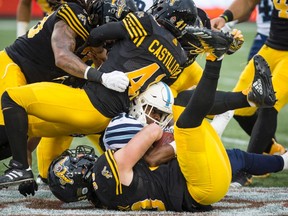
[247,55,277,108]
[230,171,253,188]
[269,138,287,155]
[185,26,234,60]
[0,159,34,189]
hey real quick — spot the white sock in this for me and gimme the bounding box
[211,110,235,137]
[280,151,288,170]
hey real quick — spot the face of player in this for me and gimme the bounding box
[144,105,164,124]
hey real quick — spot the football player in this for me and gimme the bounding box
[211,0,288,184]
[0,0,198,191]
[0,0,138,192]
[47,45,287,212]
[35,2,246,185]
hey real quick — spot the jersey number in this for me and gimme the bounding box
[273,0,288,19]
[131,199,166,211]
[27,14,51,38]
[127,63,165,99]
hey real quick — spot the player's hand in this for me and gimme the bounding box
[210,17,226,30]
[227,29,244,55]
[185,26,233,61]
[18,180,38,197]
[101,71,129,92]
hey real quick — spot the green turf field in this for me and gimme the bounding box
[0,19,287,187]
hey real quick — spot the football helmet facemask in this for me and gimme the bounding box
[88,0,138,26]
[148,0,198,38]
[48,145,97,203]
[129,82,174,129]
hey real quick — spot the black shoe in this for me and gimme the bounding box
[0,159,34,189]
[230,171,253,188]
[248,55,277,107]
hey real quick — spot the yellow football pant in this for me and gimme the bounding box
[173,106,231,205]
[233,45,288,116]
[169,61,203,98]
[6,82,111,137]
[0,50,27,124]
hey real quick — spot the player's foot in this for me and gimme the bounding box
[36,175,48,185]
[247,54,277,107]
[0,159,34,189]
[269,138,286,155]
[230,171,253,188]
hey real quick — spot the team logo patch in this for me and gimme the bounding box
[77,14,87,25]
[111,0,126,19]
[101,166,113,179]
[53,156,74,185]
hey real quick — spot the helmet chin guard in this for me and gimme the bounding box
[129,82,174,129]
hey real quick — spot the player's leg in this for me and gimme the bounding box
[0,50,27,125]
[37,136,73,181]
[0,82,110,188]
[227,148,287,176]
[247,47,288,154]
[174,60,231,205]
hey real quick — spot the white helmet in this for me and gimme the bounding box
[129,82,174,129]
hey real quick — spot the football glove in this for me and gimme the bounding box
[185,26,234,61]
[227,29,244,55]
[18,180,38,197]
[179,32,203,67]
[101,71,129,92]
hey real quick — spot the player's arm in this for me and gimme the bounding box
[87,22,127,47]
[211,0,260,30]
[52,20,91,78]
[144,142,176,167]
[16,0,32,37]
[114,123,163,185]
[52,20,128,92]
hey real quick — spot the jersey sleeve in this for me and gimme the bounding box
[56,3,90,41]
[121,11,153,47]
[103,113,143,150]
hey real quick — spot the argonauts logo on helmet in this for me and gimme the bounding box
[112,0,127,19]
[53,156,74,185]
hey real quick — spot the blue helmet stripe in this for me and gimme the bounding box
[163,83,171,107]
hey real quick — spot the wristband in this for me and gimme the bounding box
[84,66,103,82]
[220,10,234,22]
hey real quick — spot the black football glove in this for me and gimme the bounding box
[185,26,234,61]
[179,31,203,67]
[18,180,38,197]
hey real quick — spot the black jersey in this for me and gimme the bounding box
[91,150,208,212]
[5,3,91,83]
[84,12,187,118]
[265,1,288,50]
